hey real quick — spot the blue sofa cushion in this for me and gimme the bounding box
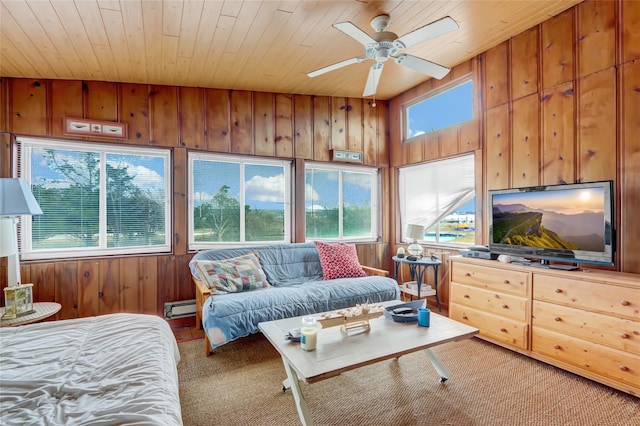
[203,275,400,349]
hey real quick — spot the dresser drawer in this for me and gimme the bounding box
[533,274,640,320]
[451,262,529,297]
[532,327,640,389]
[451,282,529,322]
[533,300,640,356]
[450,303,528,350]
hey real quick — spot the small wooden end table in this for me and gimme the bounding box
[0,302,61,327]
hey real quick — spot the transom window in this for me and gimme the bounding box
[16,137,172,260]
[188,153,291,249]
[405,79,473,140]
[305,163,379,241]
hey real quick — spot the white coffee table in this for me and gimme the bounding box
[258,300,479,425]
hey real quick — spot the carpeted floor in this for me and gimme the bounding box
[177,334,639,426]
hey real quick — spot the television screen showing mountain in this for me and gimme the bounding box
[491,187,606,251]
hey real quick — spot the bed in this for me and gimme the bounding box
[0,313,183,425]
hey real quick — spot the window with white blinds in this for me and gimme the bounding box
[398,153,475,245]
[15,137,171,259]
[188,153,292,250]
[305,162,379,241]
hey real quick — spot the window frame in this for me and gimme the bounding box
[188,152,293,250]
[304,161,380,243]
[15,136,172,260]
[402,76,474,143]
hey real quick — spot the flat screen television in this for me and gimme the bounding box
[488,180,615,268]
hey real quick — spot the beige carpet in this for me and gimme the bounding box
[177,334,639,426]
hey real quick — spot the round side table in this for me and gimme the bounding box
[0,302,61,327]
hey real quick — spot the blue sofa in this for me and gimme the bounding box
[190,242,400,355]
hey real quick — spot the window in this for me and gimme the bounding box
[16,137,171,259]
[398,154,475,245]
[305,163,379,241]
[189,153,291,249]
[405,79,473,140]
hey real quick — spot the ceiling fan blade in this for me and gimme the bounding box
[333,21,377,45]
[308,56,366,78]
[363,63,384,97]
[395,16,459,49]
[393,54,451,79]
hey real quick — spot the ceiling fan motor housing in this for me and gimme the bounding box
[367,32,400,62]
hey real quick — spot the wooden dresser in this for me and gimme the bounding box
[449,256,640,396]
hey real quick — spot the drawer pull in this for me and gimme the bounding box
[554,317,561,322]
[502,304,509,309]
[503,280,510,284]
[620,333,630,339]
[620,365,629,372]
[555,288,563,294]
[462,315,468,320]
[464,294,470,298]
[465,272,471,277]
[553,344,561,350]
[620,300,630,306]
[500,328,507,333]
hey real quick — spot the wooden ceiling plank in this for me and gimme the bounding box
[120,0,149,85]
[92,44,120,83]
[221,0,243,18]
[74,0,110,46]
[177,0,204,58]
[0,36,39,78]
[163,0,184,37]
[183,1,225,86]
[223,1,262,54]
[223,5,291,89]
[193,13,235,87]
[2,0,73,78]
[97,0,120,11]
[0,0,586,99]
[161,35,180,85]
[100,8,132,82]
[0,2,57,77]
[142,0,164,84]
[267,1,333,78]
[51,0,105,81]
[25,0,88,80]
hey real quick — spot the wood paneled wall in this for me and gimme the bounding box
[0,0,638,320]
[389,0,640,279]
[0,81,390,319]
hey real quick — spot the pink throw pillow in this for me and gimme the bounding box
[314,241,367,280]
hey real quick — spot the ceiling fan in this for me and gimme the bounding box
[308,14,460,98]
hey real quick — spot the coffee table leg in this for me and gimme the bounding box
[281,356,313,426]
[424,348,451,384]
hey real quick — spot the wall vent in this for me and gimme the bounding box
[164,299,196,319]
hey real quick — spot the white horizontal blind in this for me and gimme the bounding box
[16,137,171,259]
[399,154,475,241]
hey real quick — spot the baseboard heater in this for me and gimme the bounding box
[164,299,196,320]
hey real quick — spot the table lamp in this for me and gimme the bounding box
[0,178,43,319]
[405,223,425,257]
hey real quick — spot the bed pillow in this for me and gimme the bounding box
[192,252,270,293]
[314,241,367,280]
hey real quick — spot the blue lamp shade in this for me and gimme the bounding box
[0,178,43,216]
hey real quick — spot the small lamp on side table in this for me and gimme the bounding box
[405,224,425,257]
[0,179,43,319]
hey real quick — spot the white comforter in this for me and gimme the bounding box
[0,313,183,425]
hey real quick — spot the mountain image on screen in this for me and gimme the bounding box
[492,203,605,252]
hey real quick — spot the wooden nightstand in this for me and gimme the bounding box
[0,302,61,327]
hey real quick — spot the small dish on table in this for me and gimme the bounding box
[383,300,425,322]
